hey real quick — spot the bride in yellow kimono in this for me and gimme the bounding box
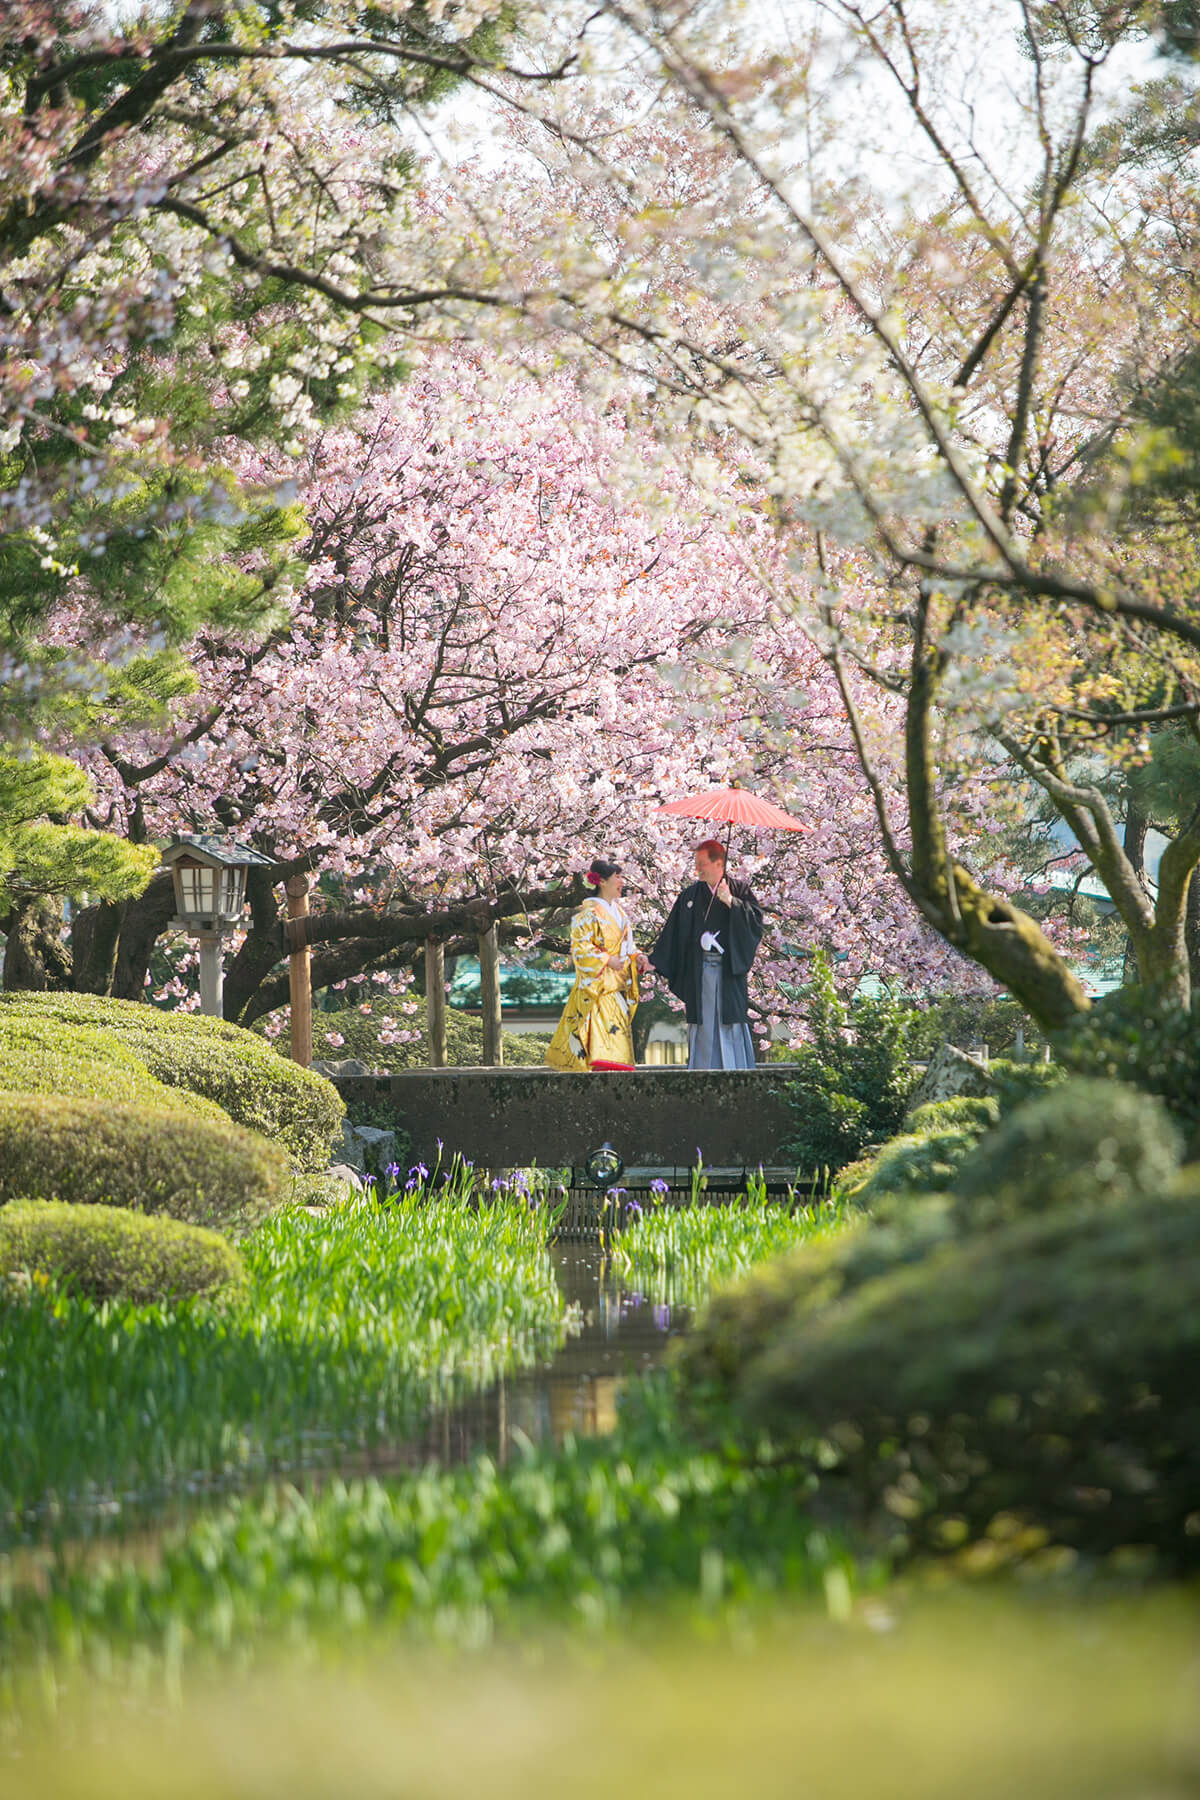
[545,858,645,1071]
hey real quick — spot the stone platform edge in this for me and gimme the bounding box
[329,1064,804,1171]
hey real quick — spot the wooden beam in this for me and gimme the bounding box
[425,936,447,1067]
[285,874,313,1068]
[478,923,502,1066]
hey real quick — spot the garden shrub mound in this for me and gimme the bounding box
[838,1126,982,1205]
[673,1201,953,1406]
[838,1059,1065,1205]
[952,1077,1181,1229]
[0,1014,227,1123]
[1056,985,1200,1156]
[738,1190,1200,1568]
[0,993,343,1170]
[0,1200,244,1304]
[0,1093,288,1229]
[905,1095,1000,1135]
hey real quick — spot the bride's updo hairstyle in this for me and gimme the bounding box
[584,857,622,887]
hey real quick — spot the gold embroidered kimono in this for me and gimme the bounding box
[545,898,640,1071]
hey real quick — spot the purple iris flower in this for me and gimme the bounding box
[650,1178,670,1197]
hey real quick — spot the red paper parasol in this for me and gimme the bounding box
[655,784,812,868]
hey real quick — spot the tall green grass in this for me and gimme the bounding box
[615,1186,851,1310]
[0,1190,565,1545]
[0,1370,863,1687]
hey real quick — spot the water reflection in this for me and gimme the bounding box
[387,1244,690,1470]
[8,1247,686,1566]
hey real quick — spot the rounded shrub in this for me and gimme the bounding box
[905,1095,1000,1135]
[1054,985,1200,1156]
[952,1076,1181,1229]
[0,1093,288,1229]
[0,1200,244,1304]
[673,1200,954,1425]
[738,1191,1200,1567]
[848,1126,982,1204]
[0,1014,227,1122]
[0,993,343,1170]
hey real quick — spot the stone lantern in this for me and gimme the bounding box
[161,834,273,1017]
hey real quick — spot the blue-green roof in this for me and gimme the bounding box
[449,958,574,1008]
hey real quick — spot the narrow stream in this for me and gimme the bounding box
[6,1245,686,1577]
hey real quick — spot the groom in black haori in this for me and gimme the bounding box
[649,839,764,1069]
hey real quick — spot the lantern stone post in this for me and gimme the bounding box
[161,835,273,1019]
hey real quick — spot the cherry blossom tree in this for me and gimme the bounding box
[1,0,579,743]
[422,0,1200,1028]
[0,0,575,975]
[56,347,980,1028]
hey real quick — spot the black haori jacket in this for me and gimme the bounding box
[648,878,764,1026]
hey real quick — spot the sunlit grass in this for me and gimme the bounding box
[615,1182,852,1310]
[0,1188,565,1546]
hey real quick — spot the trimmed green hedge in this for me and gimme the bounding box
[0,1094,288,1229]
[838,1126,982,1204]
[952,1077,1181,1229]
[0,1200,244,1304]
[838,1060,1064,1206]
[739,1191,1200,1567]
[680,1071,1200,1567]
[0,1015,227,1123]
[905,1096,1000,1135]
[1055,985,1200,1155]
[0,993,343,1171]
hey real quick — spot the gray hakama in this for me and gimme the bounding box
[687,950,756,1069]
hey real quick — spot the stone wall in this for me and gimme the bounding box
[330,1066,802,1172]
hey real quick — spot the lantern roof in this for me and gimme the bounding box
[160,834,275,871]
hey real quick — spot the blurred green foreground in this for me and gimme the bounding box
[6,1597,1198,1800]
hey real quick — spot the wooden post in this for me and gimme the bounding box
[478,922,503,1066]
[425,936,447,1068]
[286,874,313,1068]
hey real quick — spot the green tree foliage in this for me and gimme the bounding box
[0,750,157,914]
[779,953,916,1174]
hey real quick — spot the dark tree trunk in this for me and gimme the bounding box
[1121,805,1150,986]
[223,866,285,1023]
[2,898,73,990]
[1187,870,1200,995]
[111,872,178,1001]
[71,899,127,993]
